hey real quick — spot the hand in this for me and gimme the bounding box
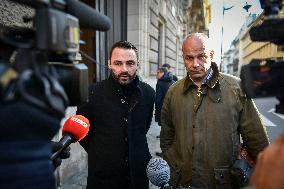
[249,133,284,189]
[51,141,71,168]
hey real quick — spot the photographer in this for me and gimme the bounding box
[0,0,110,188]
[0,40,65,188]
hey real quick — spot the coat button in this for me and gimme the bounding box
[121,99,125,103]
[124,137,128,142]
[192,146,195,150]
[123,117,128,122]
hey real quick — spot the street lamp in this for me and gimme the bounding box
[220,2,234,72]
[243,2,252,12]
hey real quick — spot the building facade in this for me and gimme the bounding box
[223,37,239,76]
[128,0,211,78]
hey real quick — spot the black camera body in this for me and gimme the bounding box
[0,0,112,116]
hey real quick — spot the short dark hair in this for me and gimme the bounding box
[109,41,139,61]
[158,67,168,74]
[162,63,171,69]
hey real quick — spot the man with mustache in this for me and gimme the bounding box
[77,41,155,189]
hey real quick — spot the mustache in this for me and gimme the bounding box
[118,72,131,77]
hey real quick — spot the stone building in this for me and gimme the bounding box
[128,0,211,78]
[223,36,239,76]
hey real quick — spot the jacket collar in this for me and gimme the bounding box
[183,62,220,94]
[108,74,141,97]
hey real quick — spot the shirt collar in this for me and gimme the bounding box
[183,62,220,94]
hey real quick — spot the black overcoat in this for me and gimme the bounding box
[155,73,175,125]
[77,76,155,189]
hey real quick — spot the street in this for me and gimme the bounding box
[254,97,284,143]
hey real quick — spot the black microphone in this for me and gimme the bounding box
[51,115,90,161]
[66,0,111,31]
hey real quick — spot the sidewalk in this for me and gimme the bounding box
[60,77,161,189]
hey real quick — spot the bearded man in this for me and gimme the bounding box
[77,41,155,189]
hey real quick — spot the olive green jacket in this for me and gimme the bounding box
[160,63,269,189]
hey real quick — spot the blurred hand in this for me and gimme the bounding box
[249,133,284,189]
[51,141,71,168]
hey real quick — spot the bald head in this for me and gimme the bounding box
[182,33,213,86]
[182,33,210,52]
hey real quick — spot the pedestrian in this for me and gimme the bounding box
[77,41,155,189]
[155,67,175,157]
[160,33,269,188]
[155,67,175,126]
[162,63,178,82]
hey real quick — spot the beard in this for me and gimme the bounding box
[111,71,136,85]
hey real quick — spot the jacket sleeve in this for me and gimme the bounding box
[76,86,95,152]
[155,83,163,122]
[146,87,155,133]
[239,92,269,160]
[160,87,175,153]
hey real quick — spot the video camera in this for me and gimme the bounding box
[240,0,284,113]
[0,0,110,116]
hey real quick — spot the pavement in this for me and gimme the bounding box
[60,77,162,189]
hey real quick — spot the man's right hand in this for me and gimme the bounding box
[249,133,284,189]
[51,141,71,168]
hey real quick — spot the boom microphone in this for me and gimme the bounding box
[66,0,111,31]
[10,0,111,31]
[51,114,90,161]
[146,158,171,187]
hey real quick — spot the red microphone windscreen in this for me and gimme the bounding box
[62,115,90,142]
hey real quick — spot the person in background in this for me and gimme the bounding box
[155,67,175,157]
[77,41,155,189]
[162,63,178,82]
[160,33,269,188]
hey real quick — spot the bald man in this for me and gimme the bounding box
[160,33,269,189]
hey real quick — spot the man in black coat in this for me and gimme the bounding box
[155,67,175,126]
[161,63,178,82]
[77,41,155,189]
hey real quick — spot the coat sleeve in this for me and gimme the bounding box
[239,92,270,160]
[160,87,175,153]
[146,87,155,133]
[76,86,95,152]
[155,83,163,122]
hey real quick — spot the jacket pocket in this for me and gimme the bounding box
[214,167,232,189]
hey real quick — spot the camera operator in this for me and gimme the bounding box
[0,0,110,188]
[0,40,65,188]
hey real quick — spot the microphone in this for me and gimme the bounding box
[51,114,90,161]
[146,158,171,187]
[66,0,111,31]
